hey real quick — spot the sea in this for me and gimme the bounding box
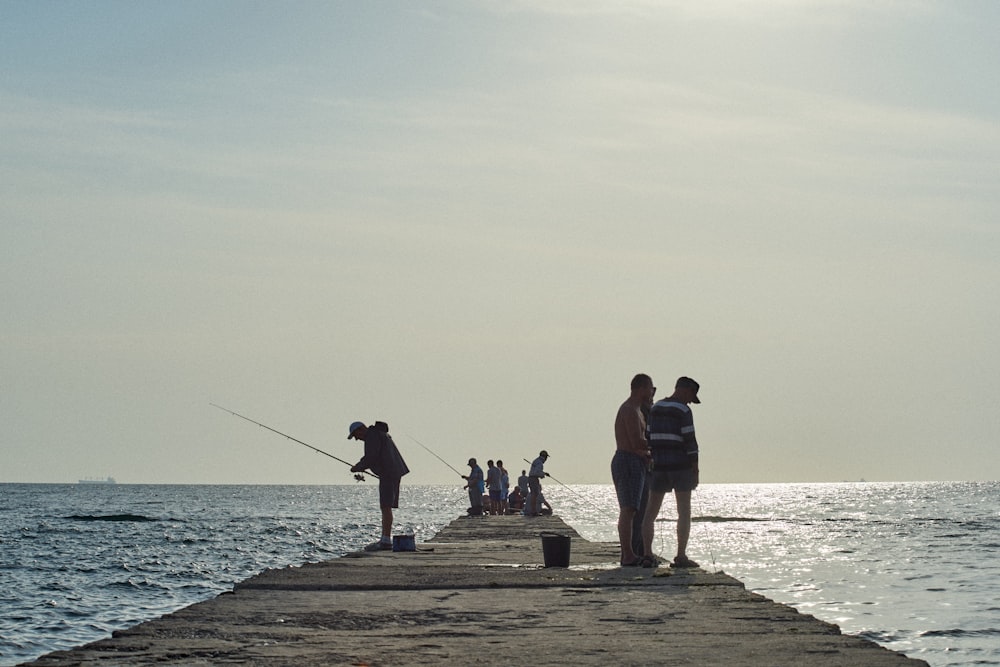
[1,481,997,666]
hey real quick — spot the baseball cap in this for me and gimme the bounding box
[675,377,701,403]
[347,421,365,439]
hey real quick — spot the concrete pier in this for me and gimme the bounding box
[24,515,928,666]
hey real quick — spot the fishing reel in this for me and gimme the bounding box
[353,473,367,483]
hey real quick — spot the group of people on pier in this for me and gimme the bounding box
[344,372,703,565]
[461,453,552,516]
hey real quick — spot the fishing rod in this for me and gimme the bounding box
[404,433,466,479]
[522,457,598,508]
[210,403,377,481]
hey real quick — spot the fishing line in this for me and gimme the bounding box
[404,433,466,479]
[210,403,377,480]
[522,457,605,513]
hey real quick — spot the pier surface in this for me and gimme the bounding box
[25,515,927,666]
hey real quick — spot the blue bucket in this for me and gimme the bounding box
[392,534,416,552]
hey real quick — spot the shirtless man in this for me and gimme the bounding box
[612,373,654,566]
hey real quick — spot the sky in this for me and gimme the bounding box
[2,1,998,485]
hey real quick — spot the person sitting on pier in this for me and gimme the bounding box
[507,486,525,513]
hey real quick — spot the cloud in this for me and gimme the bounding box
[3,0,999,483]
[489,0,939,25]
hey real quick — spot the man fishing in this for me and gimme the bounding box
[526,450,549,516]
[348,420,410,550]
[463,458,485,515]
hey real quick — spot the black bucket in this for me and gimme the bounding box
[540,532,571,567]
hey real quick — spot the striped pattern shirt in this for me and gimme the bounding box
[647,399,698,471]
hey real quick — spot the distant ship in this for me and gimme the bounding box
[78,476,117,485]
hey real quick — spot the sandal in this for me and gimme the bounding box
[640,555,659,568]
[670,556,700,568]
[620,557,642,567]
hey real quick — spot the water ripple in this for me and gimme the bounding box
[1,481,997,667]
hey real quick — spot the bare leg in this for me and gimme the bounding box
[617,506,637,563]
[674,491,692,559]
[381,507,393,540]
[631,480,648,557]
[641,490,667,558]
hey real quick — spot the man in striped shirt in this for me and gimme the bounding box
[641,376,702,568]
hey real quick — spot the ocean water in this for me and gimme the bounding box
[1,481,997,666]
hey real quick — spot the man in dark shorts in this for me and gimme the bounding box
[497,460,510,514]
[485,460,502,515]
[348,420,410,550]
[641,377,702,568]
[612,373,654,566]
